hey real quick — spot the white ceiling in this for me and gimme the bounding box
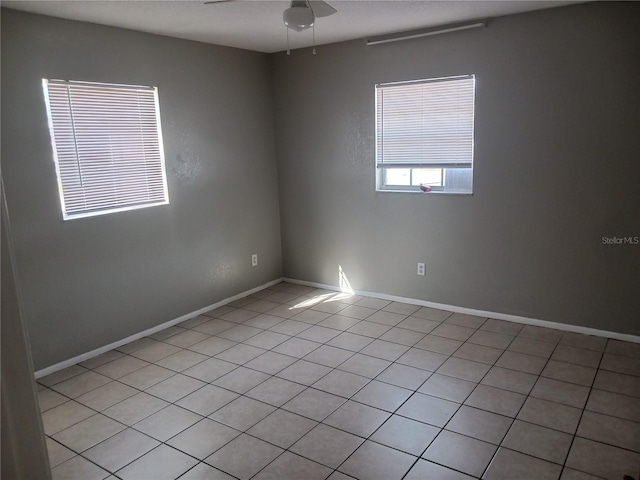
[2,0,583,53]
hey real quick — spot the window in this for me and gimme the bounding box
[375,74,475,194]
[42,79,169,220]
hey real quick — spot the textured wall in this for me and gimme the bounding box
[272,3,640,335]
[1,9,283,369]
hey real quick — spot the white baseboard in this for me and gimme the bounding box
[35,278,284,379]
[284,277,640,344]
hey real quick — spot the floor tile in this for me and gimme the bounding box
[145,373,205,402]
[292,309,333,324]
[600,353,640,377]
[467,330,514,350]
[266,304,301,319]
[205,434,283,480]
[117,444,197,480]
[94,356,149,380]
[247,409,317,448]
[340,305,377,320]
[585,388,640,422]
[411,306,452,322]
[243,314,287,330]
[74,381,138,412]
[269,319,312,336]
[219,309,260,324]
[180,462,236,480]
[508,336,556,358]
[163,330,212,348]
[42,401,95,435]
[215,343,266,365]
[481,366,537,394]
[413,334,463,355]
[351,380,412,412]
[216,324,262,342]
[167,418,240,460]
[518,325,563,344]
[502,419,573,464]
[182,357,237,382]
[464,384,526,417]
[559,468,605,480]
[154,349,208,372]
[494,350,547,375]
[560,332,607,352]
[53,414,125,452]
[370,415,439,455]
[396,393,459,427]
[244,299,280,313]
[276,359,332,385]
[243,330,289,349]
[51,455,110,480]
[46,438,76,468]
[516,396,582,434]
[418,373,476,402]
[592,370,640,397]
[253,452,331,480]
[530,377,590,408]
[483,447,562,480]
[576,411,640,453]
[355,297,392,310]
[445,312,487,329]
[83,428,159,472]
[175,384,238,416]
[365,310,407,327]
[405,459,475,480]
[437,356,491,382]
[291,423,364,469]
[397,316,441,334]
[327,332,374,351]
[480,318,523,337]
[209,396,276,431]
[116,338,159,354]
[273,337,321,358]
[244,351,297,375]
[565,437,640,480]
[397,347,449,371]
[541,360,597,387]
[304,344,354,367]
[360,339,410,361]
[312,369,370,398]
[317,314,362,331]
[551,345,602,368]
[324,400,390,437]
[430,323,476,342]
[50,371,112,399]
[347,320,392,338]
[129,342,181,363]
[311,301,350,315]
[188,336,237,356]
[297,325,342,343]
[118,364,175,390]
[339,440,416,480]
[245,376,306,407]
[382,301,421,316]
[180,314,213,328]
[212,366,270,394]
[338,353,391,378]
[102,392,168,426]
[446,405,512,444]
[379,327,426,346]
[454,342,503,365]
[133,404,201,442]
[423,430,496,477]
[39,388,69,412]
[605,339,640,358]
[147,325,187,341]
[282,387,346,421]
[78,351,125,370]
[376,363,432,390]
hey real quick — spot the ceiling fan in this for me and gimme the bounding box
[204,0,337,32]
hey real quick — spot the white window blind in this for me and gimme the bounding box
[42,79,169,220]
[376,74,475,169]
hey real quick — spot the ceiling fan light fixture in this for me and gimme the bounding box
[283,6,314,32]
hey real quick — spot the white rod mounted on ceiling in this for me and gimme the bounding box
[366,19,487,46]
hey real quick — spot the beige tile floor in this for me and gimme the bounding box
[38,282,640,480]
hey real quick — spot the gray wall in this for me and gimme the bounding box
[2,9,282,370]
[273,2,640,336]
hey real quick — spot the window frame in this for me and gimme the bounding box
[375,74,475,194]
[42,79,170,220]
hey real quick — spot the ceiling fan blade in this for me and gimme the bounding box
[309,0,337,18]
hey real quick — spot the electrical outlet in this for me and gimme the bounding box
[252,254,258,267]
[417,262,425,276]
